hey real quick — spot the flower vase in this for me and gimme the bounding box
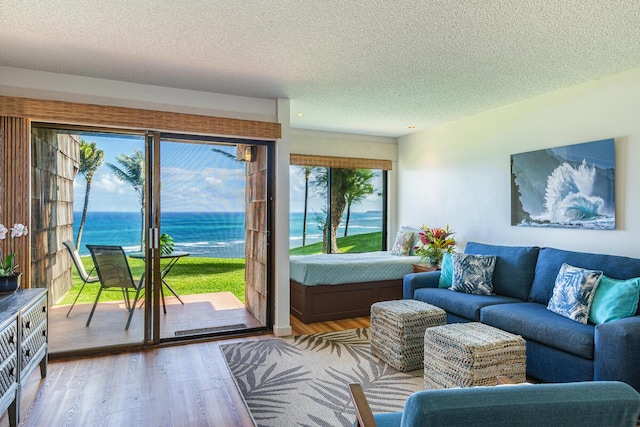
[427,250,444,269]
[0,273,21,293]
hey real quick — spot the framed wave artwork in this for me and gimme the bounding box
[510,138,615,230]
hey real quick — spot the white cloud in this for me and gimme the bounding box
[95,173,128,194]
[204,176,223,189]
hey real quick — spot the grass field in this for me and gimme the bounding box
[289,231,382,255]
[57,231,382,305]
[58,256,246,305]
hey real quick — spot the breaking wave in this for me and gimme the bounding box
[534,160,604,223]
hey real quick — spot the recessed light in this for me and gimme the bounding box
[408,125,416,129]
[297,113,304,117]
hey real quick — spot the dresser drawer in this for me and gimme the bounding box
[21,321,47,370]
[21,296,47,339]
[0,321,17,361]
[0,354,17,396]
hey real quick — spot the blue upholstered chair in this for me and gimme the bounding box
[349,381,640,427]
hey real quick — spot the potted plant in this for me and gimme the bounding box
[414,224,456,268]
[0,222,28,292]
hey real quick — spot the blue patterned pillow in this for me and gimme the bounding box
[547,263,603,324]
[450,253,497,295]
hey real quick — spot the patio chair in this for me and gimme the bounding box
[86,245,143,330]
[62,240,100,317]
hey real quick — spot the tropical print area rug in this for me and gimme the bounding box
[220,328,423,427]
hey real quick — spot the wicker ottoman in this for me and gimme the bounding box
[423,322,526,388]
[371,300,447,371]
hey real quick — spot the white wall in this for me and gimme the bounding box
[397,67,640,258]
[0,66,276,122]
[274,98,292,336]
[291,128,397,160]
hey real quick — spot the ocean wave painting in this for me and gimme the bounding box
[510,139,615,230]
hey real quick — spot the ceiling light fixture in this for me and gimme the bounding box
[408,126,416,129]
[297,113,304,117]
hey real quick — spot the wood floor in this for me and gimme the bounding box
[0,315,370,427]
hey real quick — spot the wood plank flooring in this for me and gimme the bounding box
[0,315,370,427]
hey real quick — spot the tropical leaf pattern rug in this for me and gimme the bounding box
[220,328,423,427]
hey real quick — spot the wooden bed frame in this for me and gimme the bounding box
[290,278,403,323]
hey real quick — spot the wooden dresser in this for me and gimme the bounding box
[0,289,48,427]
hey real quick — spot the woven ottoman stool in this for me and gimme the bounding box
[423,322,526,388]
[370,300,446,371]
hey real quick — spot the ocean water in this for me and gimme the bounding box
[72,211,382,257]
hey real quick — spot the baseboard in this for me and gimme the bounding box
[272,324,292,336]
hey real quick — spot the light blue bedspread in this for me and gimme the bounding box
[290,251,421,286]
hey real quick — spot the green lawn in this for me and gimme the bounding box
[58,232,382,306]
[289,231,382,255]
[58,256,246,305]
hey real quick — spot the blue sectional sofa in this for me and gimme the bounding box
[403,242,640,391]
[350,381,640,427]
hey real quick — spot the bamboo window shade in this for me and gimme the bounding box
[290,154,392,170]
[0,96,281,140]
[0,116,31,288]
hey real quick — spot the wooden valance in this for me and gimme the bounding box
[290,154,392,170]
[0,96,281,140]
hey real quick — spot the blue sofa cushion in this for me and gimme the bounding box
[481,302,595,359]
[414,287,521,321]
[530,248,640,305]
[465,242,539,301]
[392,381,640,427]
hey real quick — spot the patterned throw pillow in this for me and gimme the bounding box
[547,263,603,324]
[450,253,497,295]
[390,231,415,256]
[400,226,422,255]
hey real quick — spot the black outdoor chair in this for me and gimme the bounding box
[62,240,101,317]
[86,245,143,330]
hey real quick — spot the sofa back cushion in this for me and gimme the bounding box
[399,381,640,427]
[465,242,539,301]
[529,248,640,305]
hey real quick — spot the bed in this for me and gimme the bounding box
[290,251,421,323]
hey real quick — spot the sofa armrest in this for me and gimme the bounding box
[595,316,640,390]
[403,271,441,299]
[348,383,377,427]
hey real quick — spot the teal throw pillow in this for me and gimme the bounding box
[450,253,496,295]
[547,263,602,324]
[438,252,454,288]
[589,275,640,324]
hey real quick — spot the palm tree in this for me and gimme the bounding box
[297,166,314,246]
[343,169,375,237]
[75,140,104,249]
[312,168,377,252]
[107,150,145,250]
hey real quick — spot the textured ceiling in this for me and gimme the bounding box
[1,1,640,137]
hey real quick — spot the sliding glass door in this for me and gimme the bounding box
[151,133,271,342]
[41,126,273,355]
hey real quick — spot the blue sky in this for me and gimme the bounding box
[73,134,246,212]
[74,132,384,214]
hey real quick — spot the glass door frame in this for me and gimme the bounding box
[147,131,275,344]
